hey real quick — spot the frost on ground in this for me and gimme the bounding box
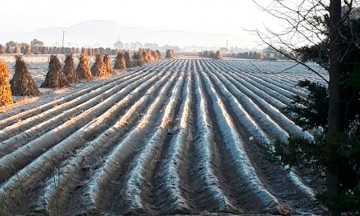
[0,56,326,215]
[0,54,114,116]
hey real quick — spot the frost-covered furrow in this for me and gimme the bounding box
[39,70,174,215]
[214,61,297,100]
[172,61,315,211]
[0,85,94,127]
[211,66,313,141]
[239,73,296,100]
[196,69,284,214]
[0,70,166,183]
[264,73,299,86]
[205,61,318,208]
[181,70,238,213]
[202,62,288,144]
[144,60,169,70]
[224,68,291,109]
[160,59,181,72]
[226,61,261,73]
[267,74,300,86]
[85,71,179,215]
[253,74,308,98]
[273,71,328,86]
[0,70,147,142]
[205,61,292,113]
[216,60,248,73]
[202,60,288,138]
[239,75,294,107]
[146,72,193,214]
[267,73,312,95]
[0,66,142,126]
[0,59,326,215]
[260,75,300,91]
[0,70,171,213]
[0,70,154,158]
[217,60,257,73]
[198,61,273,144]
[122,72,185,215]
[220,60,308,78]
[211,61,293,108]
[269,72,328,97]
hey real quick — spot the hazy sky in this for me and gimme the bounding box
[0,0,282,48]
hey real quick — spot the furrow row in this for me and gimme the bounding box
[196,68,284,214]
[211,60,292,108]
[186,70,238,212]
[200,60,317,211]
[38,70,175,215]
[147,71,193,214]
[201,60,286,144]
[207,60,313,141]
[0,69,166,183]
[0,59,324,215]
[0,66,141,127]
[85,71,179,215]
[121,72,185,214]
[0,69,149,144]
[216,60,297,100]
[253,74,308,98]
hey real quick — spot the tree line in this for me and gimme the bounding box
[0,41,119,56]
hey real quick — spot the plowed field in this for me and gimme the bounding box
[0,58,326,215]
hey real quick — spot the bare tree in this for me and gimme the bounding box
[252,0,360,215]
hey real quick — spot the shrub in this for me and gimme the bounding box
[279,78,360,213]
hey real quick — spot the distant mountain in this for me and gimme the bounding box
[0,20,245,48]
